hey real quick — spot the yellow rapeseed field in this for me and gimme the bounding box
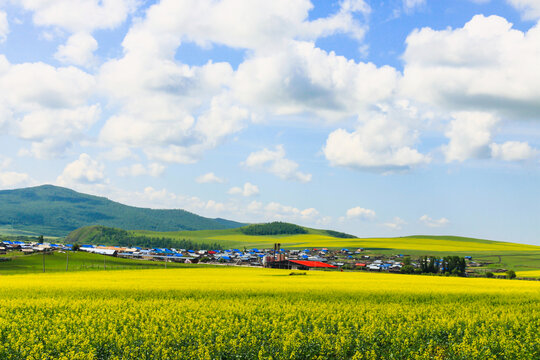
[516,270,540,278]
[0,267,538,359]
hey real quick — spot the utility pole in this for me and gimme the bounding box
[104,253,106,270]
[66,250,69,271]
[39,235,45,273]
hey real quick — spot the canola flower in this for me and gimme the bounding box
[0,267,538,359]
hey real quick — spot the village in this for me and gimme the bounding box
[0,239,478,273]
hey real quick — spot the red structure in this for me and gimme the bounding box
[289,260,336,269]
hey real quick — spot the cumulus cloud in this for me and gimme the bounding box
[402,15,540,119]
[507,0,540,20]
[243,145,312,182]
[94,0,385,164]
[0,56,98,158]
[0,156,31,188]
[0,171,31,188]
[0,11,8,43]
[256,201,320,221]
[98,51,247,163]
[17,0,137,33]
[233,41,398,120]
[383,217,407,230]
[122,0,369,53]
[56,153,106,186]
[228,182,259,197]
[324,102,430,171]
[123,186,226,215]
[100,147,136,161]
[196,172,224,184]
[346,206,376,220]
[55,32,98,67]
[443,112,498,162]
[117,163,165,177]
[490,141,538,161]
[419,215,450,227]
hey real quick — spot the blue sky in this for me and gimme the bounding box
[0,0,539,244]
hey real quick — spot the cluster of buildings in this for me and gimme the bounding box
[1,239,414,272]
[0,240,69,254]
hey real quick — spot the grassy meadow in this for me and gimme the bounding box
[0,267,538,359]
[0,251,195,274]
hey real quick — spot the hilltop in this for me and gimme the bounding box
[0,185,244,237]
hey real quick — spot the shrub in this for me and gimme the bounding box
[506,270,516,279]
[486,272,494,278]
[401,265,415,274]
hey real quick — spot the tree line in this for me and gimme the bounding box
[240,222,308,236]
[401,256,466,276]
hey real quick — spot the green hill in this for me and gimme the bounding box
[65,225,224,250]
[0,185,244,237]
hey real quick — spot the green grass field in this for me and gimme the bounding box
[0,251,196,274]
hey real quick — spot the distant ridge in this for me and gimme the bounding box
[0,185,245,236]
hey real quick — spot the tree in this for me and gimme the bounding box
[486,272,494,278]
[506,270,516,279]
[72,244,80,251]
[400,265,415,274]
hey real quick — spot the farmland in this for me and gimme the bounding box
[0,251,197,274]
[132,228,539,253]
[130,228,540,272]
[0,267,537,359]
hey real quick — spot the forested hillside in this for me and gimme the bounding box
[0,185,244,236]
[66,226,223,250]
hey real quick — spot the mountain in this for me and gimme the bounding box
[0,185,244,236]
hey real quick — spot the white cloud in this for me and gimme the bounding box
[100,147,135,161]
[17,0,137,33]
[419,215,450,227]
[402,15,540,119]
[122,0,369,54]
[443,112,498,162]
[196,172,224,184]
[0,11,9,43]
[117,163,165,177]
[403,0,426,11]
[95,0,376,164]
[57,153,106,185]
[98,51,246,163]
[490,141,538,161]
[263,202,319,221]
[0,156,31,188]
[383,217,407,230]
[228,182,259,197]
[0,171,31,188]
[243,145,312,182]
[0,56,98,158]
[346,206,376,220]
[233,41,398,120]
[55,32,98,67]
[507,0,540,20]
[124,186,226,215]
[324,103,430,171]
